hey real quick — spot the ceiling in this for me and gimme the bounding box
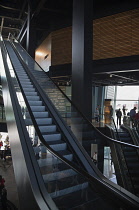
[1,0,139,86]
[1,0,139,40]
[51,71,139,87]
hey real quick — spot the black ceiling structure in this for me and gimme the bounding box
[1,0,139,86]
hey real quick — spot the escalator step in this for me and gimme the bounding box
[31,106,46,111]
[53,186,118,210]
[23,87,36,92]
[36,118,52,125]
[28,101,42,106]
[37,151,73,167]
[24,91,38,96]
[39,125,56,133]
[40,163,69,175]
[50,182,88,198]
[33,112,49,118]
[43,133,61,141]
[48,141,67,151]
[43,168,77,182]
[26,96,40,101]
[45,175,87,194]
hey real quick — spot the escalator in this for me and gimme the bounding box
[0,36,139,209]
[107,124,139,196]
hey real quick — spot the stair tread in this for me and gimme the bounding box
[53,186,115,210]
[46,140,66,145]
[40,163,70,175]
[45,175,87,193]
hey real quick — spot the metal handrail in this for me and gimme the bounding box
[111,116,121,141]
[7,33,139,151]
[2,37,139,209]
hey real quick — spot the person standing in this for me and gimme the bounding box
[130,107,137,127]
[122,105,126,115]
[116,108,122,126]
[97,105,101,121]
[93,152,97,165]
[134,111,139,128]
[94,108,99,122]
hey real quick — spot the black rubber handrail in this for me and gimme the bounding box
[8,33,139,150]
[3,37,139,209]
[107,124,137,194]
[111,116,121,141]
[1,37,58,210]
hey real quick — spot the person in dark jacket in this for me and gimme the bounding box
[116,108,122,126]
[130,107,137,127]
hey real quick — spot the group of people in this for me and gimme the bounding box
[116,106,139,127]
[94,104,139,128]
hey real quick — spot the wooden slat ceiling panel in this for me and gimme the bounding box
[93,8,139,60]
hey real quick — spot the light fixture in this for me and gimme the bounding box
[35,51,43,56]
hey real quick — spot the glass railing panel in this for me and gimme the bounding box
[10,42,91,128]
[7,39,139,200]
[28,131,122,209]
[4,43,125,209]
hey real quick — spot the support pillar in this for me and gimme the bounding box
[72,0,93,121]
[26,4,36,59]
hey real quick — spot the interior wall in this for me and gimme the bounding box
[51,27,72,65]
[35,34,51,72]
[93,8,139,60]
[49,8,139,66]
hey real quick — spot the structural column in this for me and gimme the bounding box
[72,0,93,121]
[26,4,36,59]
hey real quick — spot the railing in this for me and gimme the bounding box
[7,33,139,149]
[2,35,139,209]
[4,33,139,205]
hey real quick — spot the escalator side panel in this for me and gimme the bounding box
[0,43,52,210]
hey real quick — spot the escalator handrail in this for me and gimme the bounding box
[107,124,137,193]
[121,124,139,146]
[8,33,139,151]
[1,37,58,210]
[4,37,139,208]
[111,116,121,141]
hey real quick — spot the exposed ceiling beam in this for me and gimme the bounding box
[0,17,4,34]
[2,26,20,31]
[19,28,27,43]
[0,4,21,12]
[32,0,48,17]
[0,4,27,14]
[0,15,23,22]
[19,1,27,19]
[17,17,27,40]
